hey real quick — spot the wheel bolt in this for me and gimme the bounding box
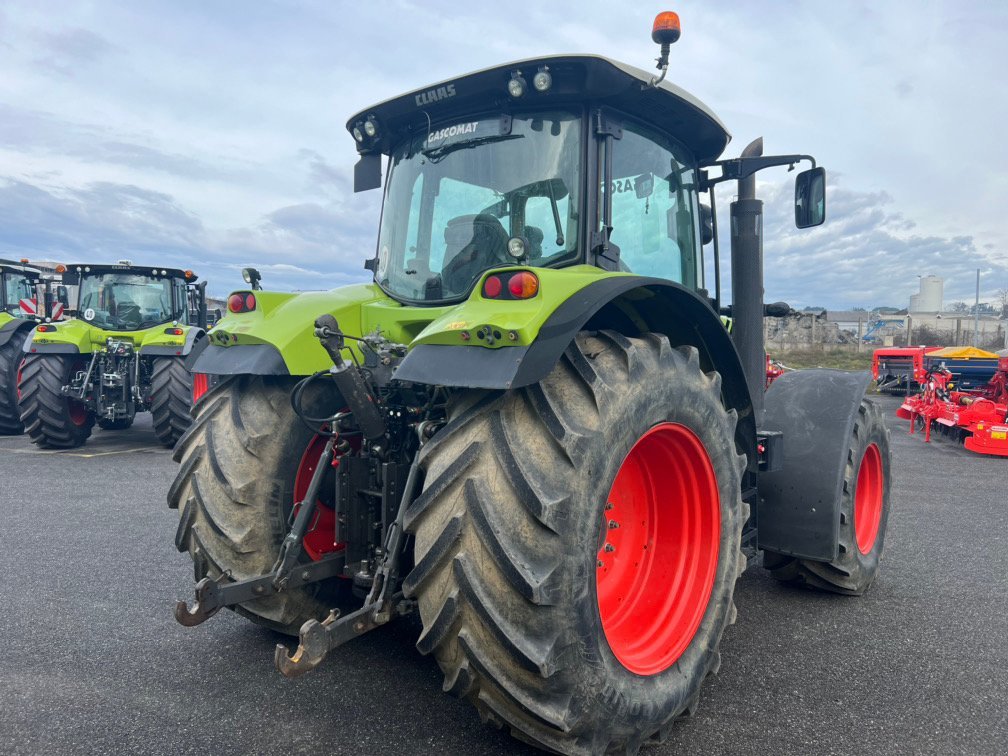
[605,503,614,511]
[608,520,619,529]
[597,559,604,568]
[604,543,615,553]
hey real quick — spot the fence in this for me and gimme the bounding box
[763,314,1008,353]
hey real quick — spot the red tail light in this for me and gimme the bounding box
[483,275,503,298]
[481,271,539,300]
[508,272,539,299]
[227,291,257,313]
[164,327,184,336]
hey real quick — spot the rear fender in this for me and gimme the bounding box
[23,318,91,354]
[756,369,871,562]
[140,325,205,357]
[188,285,392,376]
[396,275,757,468]
[0,317,34,349]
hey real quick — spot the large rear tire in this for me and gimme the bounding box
[18,353,94,448]
[0,338,25,435]
[168,375,342,635]
[404,332,747,754]
[762,399,891,595]
[150,357,193,446]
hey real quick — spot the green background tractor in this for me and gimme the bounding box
[19,262,207,447]
[0,259,43,434]
[171,16,891,755]
[0,258,70,434]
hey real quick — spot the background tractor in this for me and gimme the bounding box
[0,258,70,434]
[171,13,892,755]
[19,262,207,448]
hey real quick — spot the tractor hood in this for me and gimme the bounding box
[346,54,731,164]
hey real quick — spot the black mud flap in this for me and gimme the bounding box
[756,369,870,562]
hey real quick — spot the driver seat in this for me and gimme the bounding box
[442,213,509,293]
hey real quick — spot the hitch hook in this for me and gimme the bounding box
[174,575,225,627]
[274,610,340,678]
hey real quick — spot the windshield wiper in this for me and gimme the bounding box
[421,134,523,163]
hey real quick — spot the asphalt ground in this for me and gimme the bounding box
[0,395,1006,755]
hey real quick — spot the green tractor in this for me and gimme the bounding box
[172,14,891,755]
[19,262,208,448]
[0,258,69,435]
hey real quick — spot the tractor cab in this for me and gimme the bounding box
[349,52,823,309]
[62,262,207,331]
[0,259,42,318]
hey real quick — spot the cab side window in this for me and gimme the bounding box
[607,122,701,288]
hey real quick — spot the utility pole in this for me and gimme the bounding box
[973,268,980,347]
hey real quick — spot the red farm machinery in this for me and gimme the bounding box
[897,352,1008,457]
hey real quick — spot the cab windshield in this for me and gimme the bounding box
[3,272,35,316]
[78,273,177,330]
[375,110,581,302]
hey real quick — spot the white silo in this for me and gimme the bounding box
[910,275,943,312]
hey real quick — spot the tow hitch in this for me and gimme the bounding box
[175,314,422,677]
[174,430,346,626]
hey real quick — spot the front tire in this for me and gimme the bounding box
[18,354,94,448]
[763,399,891,595]
[404,332,747,754]
[150,357,193,446]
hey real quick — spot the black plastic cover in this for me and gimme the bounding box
[757,369,870,562]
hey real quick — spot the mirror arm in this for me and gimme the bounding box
[708,185,721,314]
[699,154,816,190]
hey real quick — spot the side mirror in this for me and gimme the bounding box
[354,153,382,193]
[794,167,826,228]
[242,267,262,290]
[699,203,714,245]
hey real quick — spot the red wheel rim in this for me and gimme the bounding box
[854,443,884,554]
[293,434,343,561]
[596,423,721,676]
[192,372,209,404]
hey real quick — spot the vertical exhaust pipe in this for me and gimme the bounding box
[730,137,766,423]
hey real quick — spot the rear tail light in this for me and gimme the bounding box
[483,275,503,298]
[508,272,539,299]
[36,324,55,333]
[481,271,539,300]
[228,291,257,313]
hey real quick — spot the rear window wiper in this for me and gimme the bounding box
[421,134,523,163]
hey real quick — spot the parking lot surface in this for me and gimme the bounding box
[1,396,1005,755]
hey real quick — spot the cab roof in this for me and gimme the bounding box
[63,263,198,283]
[0,259,42,278]
[346,54,731,163]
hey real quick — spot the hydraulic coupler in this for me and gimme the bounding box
[314,314,386,441]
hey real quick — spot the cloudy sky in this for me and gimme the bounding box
[1,0,1006,309]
